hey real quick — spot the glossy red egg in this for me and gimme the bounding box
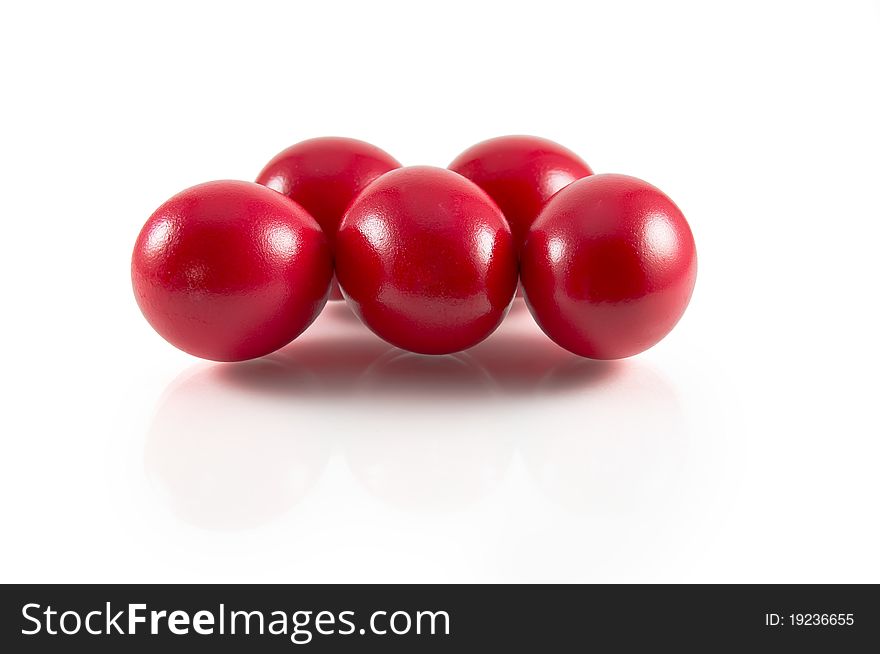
[256,137,401,300]
[521,174,697,359]
[336,166,518,354]
[132,180,332,362]
[449,135,593,250]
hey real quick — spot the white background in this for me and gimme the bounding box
[1,0,878,583]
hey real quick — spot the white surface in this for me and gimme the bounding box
[1,0,879,583]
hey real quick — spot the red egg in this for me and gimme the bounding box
[449,135,593,250]
[132,180,332,362]
[336,166,518,354]
[521,174,697,359]
[256,137,401,300]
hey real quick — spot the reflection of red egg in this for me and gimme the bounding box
[449,135,592,250]
[346,352,511,511]
[256,137,401,301]
[336,166,518,354]
[145,362,330,530]
[132,180,332,362]
[344,423,514,512]
[522,363,687,513]
[522,174,697,359]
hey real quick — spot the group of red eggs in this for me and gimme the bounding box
[132,136,697,362]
